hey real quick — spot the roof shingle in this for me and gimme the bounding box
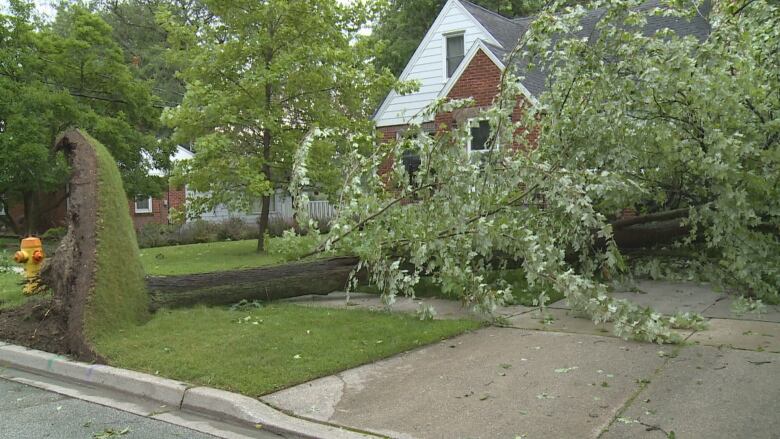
[457,0,711,97]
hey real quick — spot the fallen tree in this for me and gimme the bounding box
[287,0,779,343]
[147,257,358,309]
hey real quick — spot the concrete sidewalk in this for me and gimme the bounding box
[271,282,780,438]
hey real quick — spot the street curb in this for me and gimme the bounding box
[182,386,377,439]
[0,344,188,406]
[0,343,379,439]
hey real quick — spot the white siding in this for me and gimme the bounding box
[374,0,495,127]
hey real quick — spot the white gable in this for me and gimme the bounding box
[373,0,499,127]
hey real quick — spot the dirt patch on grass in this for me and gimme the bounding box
[0,297,68,354]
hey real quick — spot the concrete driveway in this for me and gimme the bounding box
[271,282,780,439]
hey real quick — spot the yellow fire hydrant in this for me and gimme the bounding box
[13,237,45,296]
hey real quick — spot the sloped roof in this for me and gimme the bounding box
[457,0,527,49]
[458,0,711,97]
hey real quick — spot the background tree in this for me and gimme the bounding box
[0,0,169,234]
[164,0,395,252]
[93,0,214,108]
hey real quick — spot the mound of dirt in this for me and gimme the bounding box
[0,297,68,355]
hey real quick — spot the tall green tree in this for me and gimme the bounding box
[0,0,168,234]
[93,0,214,108]
[163,0,395,252]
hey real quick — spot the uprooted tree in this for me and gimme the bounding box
[40,130,149,361]
[290,0,779,343]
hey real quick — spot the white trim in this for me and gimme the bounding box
[442,31,465,81]
[452,0,501,48]
[466,118,496,154]
[373,0,499,127]
[436,41,539,107]
[438,41,503,99]
[134,196,153,214]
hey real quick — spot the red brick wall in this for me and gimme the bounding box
[377,124,406,175]
[434,49,539,150]
[128,185,186,230]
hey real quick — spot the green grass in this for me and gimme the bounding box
[358,268,565,307]
[0,268,27,310]
[0,237,18,248]
[94,304,482,397]
[87,131,149,338]
[140,239,287,276]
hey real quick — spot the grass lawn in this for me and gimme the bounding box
[94,304,482,397]
[359,268,565,307]
[0,269,26,310]
[140,239,288,276]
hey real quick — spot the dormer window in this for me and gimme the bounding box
[445,33,464,78]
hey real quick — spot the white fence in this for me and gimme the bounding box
[307,200,337,221]
[195,191,337,224]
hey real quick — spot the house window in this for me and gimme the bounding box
[467,119,493,153]
[396,131,422,184]
[445,33,464,78]
[134,196,153,214]
[402,150,421,180]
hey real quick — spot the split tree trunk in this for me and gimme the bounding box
[39,130,102,361]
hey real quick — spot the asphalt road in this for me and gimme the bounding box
[0,377,219,439]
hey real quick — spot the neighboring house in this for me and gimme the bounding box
[130,146,336,230]
[373,0,710,149]
[194,189,336,226]
[2,143,336,235]
[128,145,193,229]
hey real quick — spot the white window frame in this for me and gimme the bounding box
[442,31,465,81]
[134,196,153,214]
[466,118,496,154]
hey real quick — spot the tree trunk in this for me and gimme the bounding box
[146,256,359,309]
[0,197,20,235]
[256,193,271,252]
[39,130,103,362]
[22,191,35,236]
[257,80,273,253]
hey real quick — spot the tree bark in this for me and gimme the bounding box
[147,256,359,310]
[611,207,690,229]
[256,80,273,253]
[22,191,34,236]
[39,130,103,362]
[0,197,20,235]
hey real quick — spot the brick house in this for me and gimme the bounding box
[1,146,193,234]
[127,146,192,230]
[373,0,709,151]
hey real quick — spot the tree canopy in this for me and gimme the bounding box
[164,0,395,251]
[0,0,168,233]
[294,0,779,343]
